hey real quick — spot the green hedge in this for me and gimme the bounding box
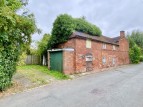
[129,44,141,64]
[48,14,102,48]
[140,56,143,62]
[0,1,37,91]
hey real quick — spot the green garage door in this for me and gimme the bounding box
[50,51,63,72]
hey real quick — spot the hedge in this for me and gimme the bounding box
[129,44,141,64]
[0,1,37,91]
[48,14,102,48]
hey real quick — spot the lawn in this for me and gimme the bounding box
[0,65,69,98]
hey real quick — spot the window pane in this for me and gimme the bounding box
[86,39,91,48]
[102,57,106,64]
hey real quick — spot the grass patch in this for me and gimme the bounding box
[17,65,69,80]
[0,65,69,98]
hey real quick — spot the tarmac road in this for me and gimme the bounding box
[0,63,143,107]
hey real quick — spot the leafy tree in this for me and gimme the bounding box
[127,36,136,48]
[48,14,102,48]
[0,0,37,91]
[127,30,143,63]
[48,14,75,48]
[127,30,143,51]
[37,34,51,55]
[129,44,141,64]
[37,34,51,65]
[74,18,101,36]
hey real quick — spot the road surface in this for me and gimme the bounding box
[0,63,143,107]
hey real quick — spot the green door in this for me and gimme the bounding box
[50,51,63,72]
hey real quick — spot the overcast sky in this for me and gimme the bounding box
[27,0,143,42]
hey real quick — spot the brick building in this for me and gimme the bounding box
[48,31,129,74]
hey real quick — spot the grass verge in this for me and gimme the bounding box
[17,65,69,80]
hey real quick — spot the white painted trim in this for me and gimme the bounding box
[47,48,74,52]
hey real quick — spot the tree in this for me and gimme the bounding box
[127,30,143,63]
[127,30,143,51]
[37,34,51,65]
[48,14,102,48]
[0,0,37,91]
[129,44,141,64]
[37,34,51,55]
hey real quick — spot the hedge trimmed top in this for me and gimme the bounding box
[48,14,102,48]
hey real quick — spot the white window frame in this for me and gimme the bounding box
[102,56,106,65]
[112,58,115,65]
[102,43,106,49]
[113,45,116,50]
[86,39,91,48]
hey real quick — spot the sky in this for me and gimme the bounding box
[26,0,143,42]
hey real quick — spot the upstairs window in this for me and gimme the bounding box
[113,45,116,50]
[102,43,106,49]
[86,39,91,48]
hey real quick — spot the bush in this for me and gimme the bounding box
[48,14,102,48]
[140,56,143,62]
[0,72,11,91]
[17,52,27,66]
[0,1,37,91]
[129,45,141,64]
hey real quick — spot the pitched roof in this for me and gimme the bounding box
[70,31,120,45]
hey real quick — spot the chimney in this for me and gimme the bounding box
[120,31,125,38]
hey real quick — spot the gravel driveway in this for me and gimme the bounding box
[0,63,143,107]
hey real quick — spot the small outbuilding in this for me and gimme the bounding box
[48,48,74,74]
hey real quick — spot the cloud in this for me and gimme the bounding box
[27,0,143,41]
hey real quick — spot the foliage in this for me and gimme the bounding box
[129,44,141,64]
[48,14,102,48]
[0,0,37,91]
[74,18,102,36]
[127,36,136,48]
[17,52,27,66]
[37,33,51,55]
[0,72,11,91]
[28,47,38,55]
[127,30,143,63]
[128,30,143,49]
[140,56,143,62]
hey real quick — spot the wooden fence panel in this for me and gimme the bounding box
[25,55,40,65]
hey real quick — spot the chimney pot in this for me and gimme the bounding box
[120,31,125,38]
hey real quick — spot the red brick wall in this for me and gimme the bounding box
[63,51,75,74]
[57,36,129,74]
[58,38,75,49]
[118,37,130,65]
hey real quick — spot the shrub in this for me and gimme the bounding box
[0,1,37,91]
[140,56,143,62]
[48,14,102,48]
[129,44,141,64]
[0,72,11,91]
[17,52,27,66]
